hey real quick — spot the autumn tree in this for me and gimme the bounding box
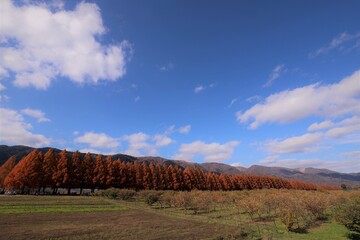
[172,165,183,190]
[93,154,107,189]
[4,150,44,193]
[183,168,193,191]
[72,151,83,191]
[134,161,143,190]
[53,150,74,195]
[112,159,122,188]
[119,161,129,188]
[149,162,158,190]
[142,162,153,190]
[82,153,94,192]
[104,156,115,188]
[42,149,57,193]
[0,156,16,191]
[126,162,136,189]
[165,165,174,190]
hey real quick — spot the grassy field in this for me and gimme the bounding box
[0,195,237,240]
[0,190,358,240]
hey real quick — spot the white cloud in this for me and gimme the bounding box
[0,107,51,147]
[310,32,360,58]
[260,155,360,173]
[74,132,120,149]
[264,133,323,155]
[78,148,100,154]
[73,131,79,136]
[21,108,50,123]
[230,162,246,168]
[134,96,140,102]
[237,69,360,129]
[0,83,6,91]
[308,120,334,131]
[0,0,131,90]
[178,125,191,134]
[263,64,285,88]
[325,116,360,138]
[173,140,240,163]
[122,132,153,156]
[160,63,174,71]
[153,134,174,147]
[194,85,205,93]
[122,132,174,156]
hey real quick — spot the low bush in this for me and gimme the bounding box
[335,195,360,233]
[98,188,136,200]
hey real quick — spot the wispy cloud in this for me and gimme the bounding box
[228,98,238,108]
[178,125,191,134]
[310,32,360,58]
[194,85,205,93]
[160,63,174,72]
[134,96,140,102]
[194,83,215,93]
[246,95,261,103]
[164,124,191,134]
[308,120,334,131]
[263,64,285,88]
[21,108,50,123]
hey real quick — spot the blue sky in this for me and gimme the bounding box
[1,0,360,172]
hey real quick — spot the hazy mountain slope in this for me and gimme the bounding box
[243,165,360,187]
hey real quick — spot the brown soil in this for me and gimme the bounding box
[0,210,236,240]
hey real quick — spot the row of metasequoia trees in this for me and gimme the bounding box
[0,149,337,194]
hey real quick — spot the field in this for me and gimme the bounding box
[0,189,359,240]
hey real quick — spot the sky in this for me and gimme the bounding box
[0,0,360,173]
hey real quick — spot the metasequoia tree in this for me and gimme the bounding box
[53,150,74,195]
[82,152,94,192]
[5,150,43,192]
[0,156,16,191]
[42,149,57,192]
[3,149,336,193]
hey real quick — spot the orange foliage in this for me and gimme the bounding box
[3,148,338,193]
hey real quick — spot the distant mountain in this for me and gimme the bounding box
[240,165,360,187]
[201,162,243,175]
[1,145,359,187]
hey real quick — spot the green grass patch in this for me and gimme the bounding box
[0,195,126,214]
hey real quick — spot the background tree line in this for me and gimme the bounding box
[0,149,337,194]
